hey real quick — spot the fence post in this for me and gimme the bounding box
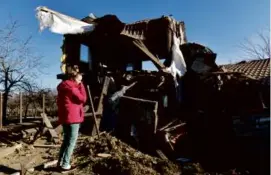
[42,94,45,114]
[20,92,23,124]
[0,92,3,130]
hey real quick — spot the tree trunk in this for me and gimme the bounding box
[24,103,30,118]
[2,92,8,125]
[3,71,9,125]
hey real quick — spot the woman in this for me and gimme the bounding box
[57,72,87,172]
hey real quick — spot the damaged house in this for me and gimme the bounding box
[36,6,269,172]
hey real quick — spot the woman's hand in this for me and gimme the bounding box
[74,74,83,84]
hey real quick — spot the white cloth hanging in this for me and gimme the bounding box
[166,35,187,86]
[36,6,95,35]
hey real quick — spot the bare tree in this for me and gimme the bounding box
[0,19,43,124]
[239,28,270,60]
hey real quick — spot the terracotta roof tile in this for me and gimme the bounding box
[220,58,270,85]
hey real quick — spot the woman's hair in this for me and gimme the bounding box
[67,65,81,79]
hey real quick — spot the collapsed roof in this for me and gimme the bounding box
[36,7,217,76]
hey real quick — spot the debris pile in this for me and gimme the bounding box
[75,132,181,175]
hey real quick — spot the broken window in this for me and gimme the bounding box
[80,44,92,70]
[126,63,134,71]
[80,44,88,62]
[142,59,165,71]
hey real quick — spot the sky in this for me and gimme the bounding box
[0,0,269,89]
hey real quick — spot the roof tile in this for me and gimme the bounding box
[220,58,270,85]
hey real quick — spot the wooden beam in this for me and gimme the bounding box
[121,96,159,134]
[96,76,111,114]
[33,144,61,148]
[86,85,100,138]
[133,40,165,71]
[164,123,186,132]
[158,119,178,131]
[41,113,59,144]
[121,95,157,104]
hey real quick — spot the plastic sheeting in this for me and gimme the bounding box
[166,35,187,86]
[36,6,95,35]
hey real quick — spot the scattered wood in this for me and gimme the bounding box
[158,119,178,131]
[156,149,168,160]
[0,143,22,159]
[97,153,111,158]
[23,127,39,135]
[43,160,58,169]
[30,125,44,144]
[10,156,37,175]
[41,113,59,144]
[54,124,63,134]
[20,162,26,175]
[33,144,61,148]
[164,123,186,132]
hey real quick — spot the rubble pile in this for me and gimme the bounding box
[75,132,181,175]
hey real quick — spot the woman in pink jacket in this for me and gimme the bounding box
[57,72,87,172]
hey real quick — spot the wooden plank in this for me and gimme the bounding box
[43,160,58,169]
[156,149,168,160]
[0,92,3,130]
[97,153,111,158]
[33,144,61,148]
[87,85,100,138]
[158,119,178,131]
[164,123,186,132]
[120,96,159,134]
[84,112,102,117]
[133,40,165,70]
[153,102,158,134]
[41,113,59,144]
[0,143,22,159]
[96,76,111,114]
[20,162,26,175]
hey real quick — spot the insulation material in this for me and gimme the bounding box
[36,6,95,34]
[166,35,187,86]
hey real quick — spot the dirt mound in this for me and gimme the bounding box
[75,133,181,175]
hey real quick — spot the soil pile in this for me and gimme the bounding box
[75,133,181,175]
